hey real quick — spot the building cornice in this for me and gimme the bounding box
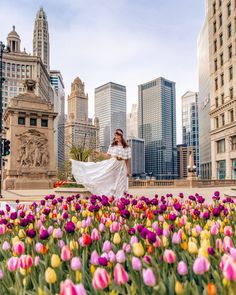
[209,98,236,116]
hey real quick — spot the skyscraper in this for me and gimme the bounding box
[198,0,211,179]
[138,77,177,179]
[33,7,50,71]
[95,82,126,151]
[181,91,199,175]
[127,104,138,138]
[127,138,145,176]
[208,0,236,179]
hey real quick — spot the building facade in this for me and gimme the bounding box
[127,104,138,138]
[181,91,200,175]
[208,0,236,179]
[65,77,99,161]
[50,70,65,170]
[127,138,145,176]
[33,7,50,72]
[138,77,177,179]
[198,2,212,179]
[177,144,196,179]
[95,82,126,152]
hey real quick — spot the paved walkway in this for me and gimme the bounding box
[0,186,235,203]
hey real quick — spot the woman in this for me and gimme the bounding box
[71,129,131,197]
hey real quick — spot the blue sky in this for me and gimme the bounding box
[0,0,205,143]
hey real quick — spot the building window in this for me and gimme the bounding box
[217,139,225,153]
[213,2,216,14]
[221,113,225,126]
[215,117,219,128]
[221,93,224,104]
[219,0,222,6]
[220,53,223,66]
[215,78,218,90]
[214,58,218,71]
[228,2,231,16]
[213,21,217,33]
[221,73,224,86]
[228,44,232,59]
[229,66,233,79]
[228,23,232,38]
[219,14,223,27]
[18,117,25,125]
[215,96,219,107]
[232,136,236,150]
[41,119,48,127]
[230,87,234,99]
[219,33,223,46]
[30,118,37,126]
[232,159,236,179]
[217,160,226,180]
[214,39,217,52]
[229,109,234,122]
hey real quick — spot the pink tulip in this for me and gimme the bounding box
[230,248,236,259]
[177,261,188,276]
[110,213,117,221]
[130,236,139,245]
[132,257,142,271]
[110,222,120,233]
[116,250,126,263]
[19,255,33,269]
[158,215,164,222]
[12,241,25,256]
[71,257,81,271]
[75,283,87,295]
[61,245,72,261]
[172,233,181,244]
[92,267,110,290]
[114,263,129,285]
[58,240,66,248]
[2,241,10,251]
[108,251,116,263]
[53,228,63,239]
[152,222,159,231]
[34,256,40,266]
[193,256,210,275]
[163,228,170,237]
[216,238,223,251]
[122,243,131,253]
[142,268,156,286]
[91,229,101,241]
[86,216,92,227]
[60,279,78,295]
[0,224,6,235]
[102,241,112,253]
[223,236,234,252]
[163,250,176,264]
[7,257,19,272]
[90,250,99,265]
[224,226,233,237]
[99,223,105,232]
[220,254,231,270]
[48,226,54,235]
[81,220,87,228]
[78,237,85,247]
[35,242,42,253]
[0,269,3,279]
[153,236,162,248]
[195,225,202,234]
[222,258,236,280]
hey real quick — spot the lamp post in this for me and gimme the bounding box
[0,41,10,198]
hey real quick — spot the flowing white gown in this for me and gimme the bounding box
[71,145,131,197]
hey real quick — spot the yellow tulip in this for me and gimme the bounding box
[70,240,78,251]
[188,241,198,254]
[72,216,78,224]
[20,268,27,276]
[18,229,25,239]
[200,239,210,248]
[90,265,96,275]
[26,237,32,245]
[198,247,208,258]
[146,219,151,227]
[12,236,20,244]
[76,270,82,283]
[113,233,121,244]
[49,213,53,219]
[132,242,145,257]
[162,236,169,247]
[175,281,184,295]
[82,210,87,218]
[38,287,45,295]
[163,222,169,229]
[77,221,82,230]
[200,230,210,240]
[106,220,112,227]
[45,267,57,284]
[192,228,198,237]
[14,219,20,226]
[51,254,61,268]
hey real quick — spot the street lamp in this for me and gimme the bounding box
[0,41,10,198]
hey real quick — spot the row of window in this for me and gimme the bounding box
[213,0,231,16]
[217,136,236,153]
[215,67,233,90]
[215,88,234,107]
[215,109,234,128]
[217,159,236,180]
[214,45,232,71]
[18,116,48,127]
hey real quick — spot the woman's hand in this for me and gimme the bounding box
[127,171,131,177]
[116,156,123,161]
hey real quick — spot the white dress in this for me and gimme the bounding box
[71,145,131,197]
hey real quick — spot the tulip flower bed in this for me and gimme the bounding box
[0,192,236,295]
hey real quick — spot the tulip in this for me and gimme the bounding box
[90,250,99,265]
[177,261,188,276]
[130,236,139,245]
[103,240,112,252]
[132,243,145,257]
[51,254,61,268]
[224,226,233,237]
[76,283,87,295]
[230,248,236,259]
[132,257,142,271]
[210,225,218,236]
[0,269,3,279]
[7,257,19,272]
[116,250,126,263]
[175,281,184,295]
[99,223,105,232]
[2,241,10,251]
[0,224,6,235]
[61,245,72,261]
[193,256,210,275]
[92,267,110,290]
[114,263,129,285]
[34,256,40,266]
[113,233,121,244]
[19,255,33,269]
[188,241,198,254]
[163,249,176,264]
[223,236,233,252]
[142,268,156,287]
[91,228,101,241]
[108,250,116,263]
[53,228,63,239]
[45,267,57,284]
[172,233,181,244]
[110,221,120,233]
[70,257,81,271]
[12,241,25,256]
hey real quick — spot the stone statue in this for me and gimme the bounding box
[23,79,36,92]
[17,129,49,168]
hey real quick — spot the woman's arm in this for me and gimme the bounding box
[125,159,131,176]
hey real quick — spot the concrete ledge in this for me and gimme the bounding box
[54,187,91,197]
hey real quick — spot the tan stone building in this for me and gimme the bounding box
[177,145,196,179]
[208,0,236,179]
[64,77,99,161]
[3,80,57,189]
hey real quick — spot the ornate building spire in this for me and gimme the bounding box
[7,25,21,53]
[33,7,50,71]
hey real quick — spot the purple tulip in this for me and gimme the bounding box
[39,229,49,240]
[26,229,36,238]
[64,221,76,234]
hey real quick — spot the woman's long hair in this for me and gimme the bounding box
[111,129,129,148]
